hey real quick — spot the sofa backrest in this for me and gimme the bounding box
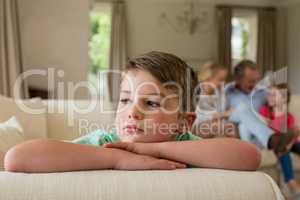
[45,100,116,140]
[1,95,299,141]
[0,96,47,139]
[290,95,300,125]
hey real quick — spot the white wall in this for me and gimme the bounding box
[18,0,90,99]
[286,2,300,94]
[18,0,283,98]
[125,0,276,70]
[126,0,216,70]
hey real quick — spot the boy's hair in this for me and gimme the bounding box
[234,60,257,79]
[125,51,198,112]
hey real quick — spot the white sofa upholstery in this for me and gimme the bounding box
[0,169,283,200]
[0,97,286,200]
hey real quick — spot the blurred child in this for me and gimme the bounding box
[193,63,236,138]
[260,83,300,199]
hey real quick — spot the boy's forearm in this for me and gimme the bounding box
[156,138,261,171]
[4,139,124,173]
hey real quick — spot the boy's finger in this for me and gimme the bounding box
[175,163,187,168]
[104,142,135,152]
[148,160,177,170]
[149,159,187,170]
[104,142,127,148]
[103,143,115,148]
[167,161,186,168]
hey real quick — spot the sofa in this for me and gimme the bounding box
[0,96,290,200]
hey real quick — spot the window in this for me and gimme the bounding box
[231,9,258,68]
[88,3,112,97]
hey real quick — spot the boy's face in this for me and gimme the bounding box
[115,69,184,143]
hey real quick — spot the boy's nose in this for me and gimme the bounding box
[128,104,143,120]
[128,114,143,120]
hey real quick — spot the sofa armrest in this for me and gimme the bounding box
[0,169,283,200]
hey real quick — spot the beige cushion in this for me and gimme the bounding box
[0,117,25,170]
[0,152,4,171]
[290,95,300,125]
[286,95,300,170]
[0,96,47,139]
[45,100,115,140]
[290,153,300,170]
[0,169,283,200]
[260,150,278,168]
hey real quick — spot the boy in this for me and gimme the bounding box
[4,51,261,173]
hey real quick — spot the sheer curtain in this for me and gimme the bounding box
[0,0,28,98]
[108,1,127,108]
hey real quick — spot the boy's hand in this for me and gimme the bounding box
[114,153,186,170]
[104,142,159,157]
[105,142,187,170]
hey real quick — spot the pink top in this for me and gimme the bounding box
[260,105,295,133]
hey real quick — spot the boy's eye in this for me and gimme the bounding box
[146,100,161,108]
[120,98,131,104]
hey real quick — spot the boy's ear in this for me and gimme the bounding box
[179,112,196,132]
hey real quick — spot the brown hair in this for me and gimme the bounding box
[234,59,257,79]
[124,51,198,112]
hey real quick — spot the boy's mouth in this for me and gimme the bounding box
[123,125,144,134]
